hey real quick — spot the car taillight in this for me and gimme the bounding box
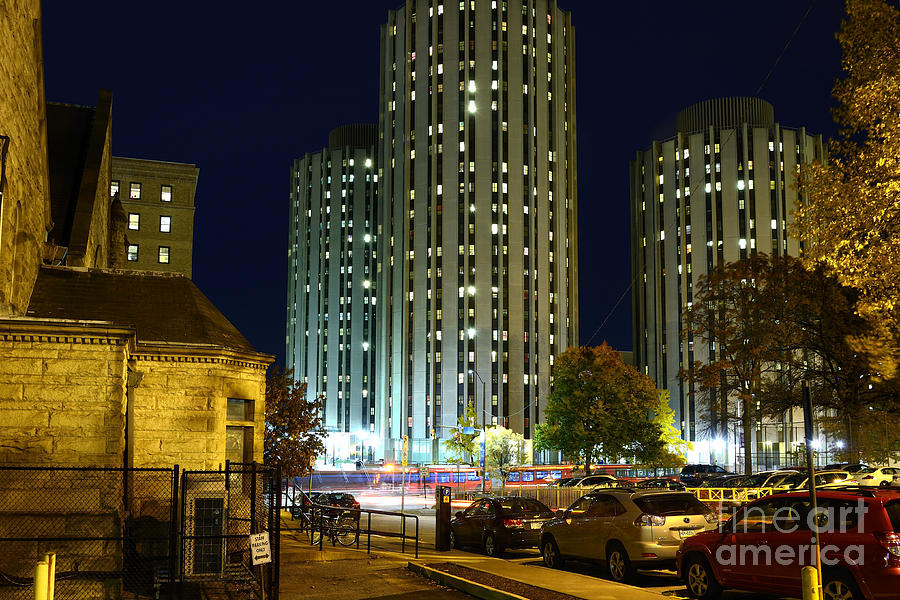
[875,532,900,567]
[862,475,875,480]
[503,519,524,528]
[635,514,666,527]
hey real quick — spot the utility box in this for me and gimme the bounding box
[435,486,452,551]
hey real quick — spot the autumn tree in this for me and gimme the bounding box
[795,0,900,380]
[264,367,327,477]
[534,344,665,474]
[441,401,479,464]
[484,426,527,493]
[651,390,693,468]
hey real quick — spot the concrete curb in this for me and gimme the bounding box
[408,561,531,600]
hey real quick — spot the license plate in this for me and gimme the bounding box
[679,529,696,538]
[530,522,542,529]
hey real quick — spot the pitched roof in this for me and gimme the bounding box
[27,267,260,354]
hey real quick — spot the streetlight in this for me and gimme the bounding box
[468,367,487,492]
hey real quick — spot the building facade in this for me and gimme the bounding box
[376,0,579,463]
[111,157,198,277]
[630,97,825,468]
[287,125,379,461]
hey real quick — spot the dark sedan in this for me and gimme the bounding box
[450,496,554,556]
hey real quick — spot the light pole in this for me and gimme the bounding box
[468,367,487,492]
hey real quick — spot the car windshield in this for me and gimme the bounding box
[499,498,550,514]
[782,473,807,487]
[634,494,711,516]
[886,501,900,532]
[856,467,877,474]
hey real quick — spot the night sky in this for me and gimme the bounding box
[41,1,845,367]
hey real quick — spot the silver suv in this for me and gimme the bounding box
[540,488,718,583]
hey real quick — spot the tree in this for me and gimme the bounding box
[484,426,526,493]
[264,367,327,478]
[534,344,665,474]
[441,401,479,464]
[651,390,693,468]
[681,254,792,475]
[795,0,900,381]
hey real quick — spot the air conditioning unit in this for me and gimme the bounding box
[183,475,227,577]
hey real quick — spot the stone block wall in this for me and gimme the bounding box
[0,0,51,317]
[130,352,267,471]
[0,323,130,466]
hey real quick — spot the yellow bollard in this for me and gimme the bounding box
[801,566,820,600]
[45,553,55,600]
[33,561,48,600]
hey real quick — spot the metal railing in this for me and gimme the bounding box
[283,485,419,558]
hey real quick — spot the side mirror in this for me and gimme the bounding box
[455,511,464,519]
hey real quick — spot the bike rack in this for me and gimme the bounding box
[283,485,419,559]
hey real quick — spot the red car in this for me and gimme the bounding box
[676,489,900,600]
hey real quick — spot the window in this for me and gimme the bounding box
[227,398,254,421]
[161,184,173,202]
[128,213,140,230]
[110,180,120,196]
[159,215,171,233]
[127,244,139,261]
[158,246,170,264]
[129,182,141,199]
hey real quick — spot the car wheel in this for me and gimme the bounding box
[449,527,459,549]
[880,480,890,488]
[822,572,862,600]
[542,537,564,569]
[683,555,722,599]
[484,532,503,557]
[606,542,634,583]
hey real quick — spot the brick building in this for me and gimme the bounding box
[0,0,272,471]
[112,157,198,277]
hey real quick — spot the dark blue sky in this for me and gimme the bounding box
[41,1,845,366]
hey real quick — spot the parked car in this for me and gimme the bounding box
[739,470,799,489]
[540,489,718,582]
[677,489,900,599]
[824,463,869,474]
[700,475,745,488]
[575,474,619,488]
[558,476,586,487]
[857,467,900,488]
[780,470,857,490]
[635,478,687,491]
[681,464,732,487]
[313,492,361,519]
[450,496,554,556]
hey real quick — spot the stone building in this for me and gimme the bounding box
[112,157,199,278]
[0,0,272,471]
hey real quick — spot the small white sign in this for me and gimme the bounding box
[250,532,271,565]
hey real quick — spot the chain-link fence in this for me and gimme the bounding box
[0,463,280,600]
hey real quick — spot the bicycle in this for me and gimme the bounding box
[310,511,359,547]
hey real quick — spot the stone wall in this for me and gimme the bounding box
[130,351,267,471]
[0,0,51,317]
[0,321,130,466]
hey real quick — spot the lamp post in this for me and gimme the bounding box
[468,367,487,492]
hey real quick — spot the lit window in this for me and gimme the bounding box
[127,244,139,261]
[161,184,172,202]
[110,180,120,197]
[159,215,171,232]
[128,213,140,230]
[129,182,141,199]
[158,246,170,264]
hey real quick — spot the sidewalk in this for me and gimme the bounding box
[278,515,668,600]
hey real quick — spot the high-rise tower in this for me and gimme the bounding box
[376,0,579,462]
[631,97,824,466]
[287,125,380,460]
